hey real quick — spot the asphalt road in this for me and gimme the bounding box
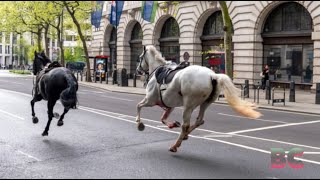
[0,71,320,178]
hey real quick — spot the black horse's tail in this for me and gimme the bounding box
[60,73,78,109]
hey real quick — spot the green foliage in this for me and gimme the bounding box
[64,46,85,63]
[9,70,31,75]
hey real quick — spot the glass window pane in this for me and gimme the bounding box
[131,23,142,40]
[161,17,179,38]
[263,2,312,33]
[203,11,224,36]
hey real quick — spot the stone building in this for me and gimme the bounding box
[90,1,320,90]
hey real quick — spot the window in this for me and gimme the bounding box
[160,17,180,64]
[131,23,143,41]
[0,45,2,54]
[263,44,313,83]
[263,2,312,33]
[161,17,180,38]
[203,11,224,36]
[5,45,9,54]
[109,27,116,42]
[66,35,73,41]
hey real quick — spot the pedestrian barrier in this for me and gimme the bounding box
[270,86,286,106]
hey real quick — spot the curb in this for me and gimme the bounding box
[78,82,146,96]
[78,82,320,116]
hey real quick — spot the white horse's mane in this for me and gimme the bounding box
[146,45,167,64]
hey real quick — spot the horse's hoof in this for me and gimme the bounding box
[53,112,60,119]
[169,146,178,153]
[137,122,145,131]
[183,135,189,140]
[174,121,181,127]
[32,117,39,124]
[168,121,181,129]
[42,131,48,136]
[57,121,64,127]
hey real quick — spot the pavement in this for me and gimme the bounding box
[77,76,320,116]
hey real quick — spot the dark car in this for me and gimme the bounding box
[66,62,86,71]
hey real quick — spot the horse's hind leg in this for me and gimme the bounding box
[161,108,180,129]
[57,108,69,127]
[169,106,193,153]
[30,95,42,124]
[42,100,56,136]
[184,101,212,140]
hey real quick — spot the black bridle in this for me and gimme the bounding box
[137,46,149,75]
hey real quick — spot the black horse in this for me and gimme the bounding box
[31,51,78,136]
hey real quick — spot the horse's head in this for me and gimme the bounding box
[136,46,149,75]
[136,45,166,76]
[33,51,52,75]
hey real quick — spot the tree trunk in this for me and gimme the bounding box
[44,23,50,57]
[64,2,91,82]
[37,26,42,52]
[219,1,233,79]
[56,29,65,67]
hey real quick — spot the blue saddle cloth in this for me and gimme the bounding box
[155,62,190,85]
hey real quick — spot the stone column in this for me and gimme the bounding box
[232,34,263,85]
[311,32,320,92]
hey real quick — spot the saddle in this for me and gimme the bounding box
[44,61,62,73]
[155,61,190,85]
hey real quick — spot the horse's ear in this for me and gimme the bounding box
[34,51,37,55]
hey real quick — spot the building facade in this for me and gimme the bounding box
[90,1,320,90]
[0,32,19,68]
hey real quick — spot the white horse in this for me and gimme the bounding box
[136,45,261,152]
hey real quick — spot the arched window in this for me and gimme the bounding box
[161,17,180,39]
[160,17,180,64]
[263,2,312,33]
[262,2,314,84]
[203,11,224,36]
[130,22,143,78]
[108,27,116,76]
[131,23,143,41]
[110,27,116,42]
[201,11,233,73]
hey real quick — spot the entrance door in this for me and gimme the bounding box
[292,51,302,76]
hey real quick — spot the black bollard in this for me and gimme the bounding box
[133,73,137,87]
[94,71,97,83]
[265,80,271,100]
[245,80,249,98]
[316,83,320,104]
[289,81,295,102]
[106,73,108,84]
[80,71,83,81]
[112,70,117,85]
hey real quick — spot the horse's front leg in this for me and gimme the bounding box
[161,108,180,129]
[42,100,57,136]
[136,97,155,131]
[30,94,42,124]
[57,108,69,127]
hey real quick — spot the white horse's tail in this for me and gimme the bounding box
[217,74,262,119]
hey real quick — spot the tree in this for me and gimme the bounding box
[62,1,92,82]
[219,1,233,79]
